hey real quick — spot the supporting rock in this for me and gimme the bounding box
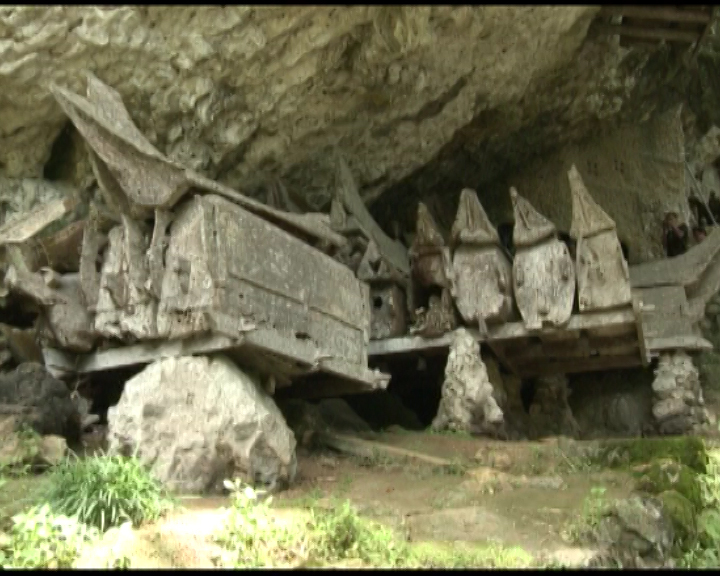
[651,351,709,435]
[528,374,580,439]
[107,355,297,493]
[431,328,504,435]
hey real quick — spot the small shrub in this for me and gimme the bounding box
[215,479,404,568]
[44,453,173,532]
[307,499,403,566]
[404,541,535,569]
[681,449,720,567]
[562,486,609,543]
[1,504,98,568]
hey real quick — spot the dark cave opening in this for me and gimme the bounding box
[339,352,447,431]
[43,121,76,182]
[81,365,140,425]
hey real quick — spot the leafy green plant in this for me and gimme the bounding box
[0,504,98,568]
[44,453,173,532]
[681,449,720,567]
[306,499,403,566]
[562,486,609,543]
[215,479,404,568]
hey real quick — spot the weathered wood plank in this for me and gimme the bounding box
[42,334,238,376]
[630,227,720,290]
[368,308,636,356]
[515,354,643,378]
[595,23,702,43]
[599,6,712,24]
[0,198,76,246]
[645,335,713,353]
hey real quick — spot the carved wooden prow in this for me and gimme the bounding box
[450,189,513,335]
[510,187,575,330]
[568,165,631,312]
[333,151,409,277]
[265,177,304,214]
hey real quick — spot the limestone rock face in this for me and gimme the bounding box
[432,328,503,434]
[107,355,297,493]
[0,6,605,207]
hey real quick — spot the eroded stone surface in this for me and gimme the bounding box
[0,6,604,207]
[432,328,504,435]
[107,355,297,493]
[651,351,709,436]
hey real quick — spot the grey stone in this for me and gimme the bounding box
[108,355,297,493]
[652,397,687,422]
[0,363,81,442]
[37,434,68,466]
[432,328,504,434]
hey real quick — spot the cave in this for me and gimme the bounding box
[1,7,720,445]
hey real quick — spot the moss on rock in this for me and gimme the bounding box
[635,460,703,511]
[593,437,707,474]
[658,490,697,545]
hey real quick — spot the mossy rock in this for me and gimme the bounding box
[593,437,707,474]
[635,460,703,511]
[697,508,720,547]
[658,490,697,545]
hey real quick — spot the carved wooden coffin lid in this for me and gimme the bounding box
[451,188,499,246]
[568,165,616,239]
[357,240,403,283]
[411,202,446,254]
[510,187,556,248]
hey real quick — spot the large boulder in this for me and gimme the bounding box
[107,355,297,493]
[0,362,81,442]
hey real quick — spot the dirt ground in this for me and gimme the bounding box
[1,430,639,568]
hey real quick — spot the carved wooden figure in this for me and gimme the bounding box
[409,202,452,290]
[357,241,407,339]
[567,165,631,312]
[450,189,513,334]
[510,187,575,330]
[410,288,457,338]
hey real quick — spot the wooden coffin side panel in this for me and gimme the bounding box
[159,195,372,369]
[452,246,513,326]
[513,239,575,331]
[576,231,632,312]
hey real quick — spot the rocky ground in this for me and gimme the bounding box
[2,429,717,569]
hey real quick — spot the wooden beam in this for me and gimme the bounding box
[645,335,713,353]
[595,23,702,43]
[599,6,712,24]
[515,354,643,378]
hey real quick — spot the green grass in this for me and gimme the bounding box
[561,486,610,544]
[43,453,174,532]
[681,448,720,568]
[214,479,538,568]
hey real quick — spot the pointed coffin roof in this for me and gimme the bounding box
[412,202,446,250]
[510,187,556,247]
[567,165,616,239]
[357,240,399,282]
[451,188,499,246]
